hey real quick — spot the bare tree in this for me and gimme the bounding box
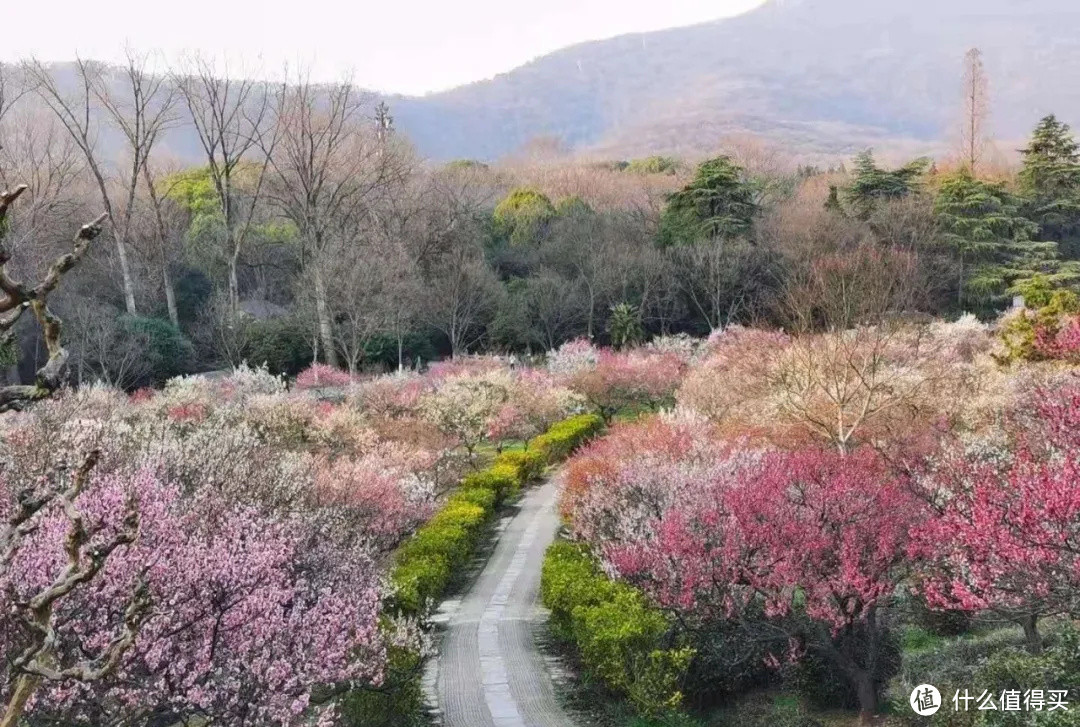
[0,108,85,258]
[959,48,991,176]
[26,55,173,314]
[671,238,759,332]
[0,185,106,411]
[0,63,29,128]
[424,229,500,357]
[266,73,396,367]
[137,161,187,325]
[174,55,278,315]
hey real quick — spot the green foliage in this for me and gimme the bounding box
[241,317,311,376]
[935,169,1077,310]
[447,486,497,513]
[844,150,929,218]
[1020,115,1080,250]
[998,279,1080,362]
[492,449,547,483]
[119,315,194,385]
[607,303,644,349]
[172,268,214,325]
[659,156,756,246]
[0,337,18,368]
[339,638,428,727]
[493,187,557,247]
[530,413,604,462]
[461,463,522,503]
[541,541,694,718]
[891,625,1080,727]
[444,159,489,171]
[555,195,594,217]
[626,156,680,175]
[709,692,826,727]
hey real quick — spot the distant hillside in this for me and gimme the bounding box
[389,0,1080,162]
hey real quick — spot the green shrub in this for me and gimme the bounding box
[531,413,603,462]
[242,317,311,376]
[120,315,194,385]
[541,542,620,640]
[462,463,522,503]
[448,486,497,513]
[888,624,1080,726]
[390,555,451,615]
[493,449,547,483]
[541,541,692,718]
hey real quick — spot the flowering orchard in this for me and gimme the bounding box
[551,319,1080,723]
[0,357,582,726]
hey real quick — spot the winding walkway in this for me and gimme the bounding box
[427,477,577,727]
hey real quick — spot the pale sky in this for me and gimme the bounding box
[5,0,765,95]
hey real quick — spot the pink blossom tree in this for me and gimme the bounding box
[911,382,1080,652]
[563,415,924,722]
[568,350,684,422]
[1,462,384,726]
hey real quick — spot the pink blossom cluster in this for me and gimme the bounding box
[295,363,356,390]
[0,469,383,726]
[1034,315,1080,362]
[565,349,686,419]
[910,380,1080,630]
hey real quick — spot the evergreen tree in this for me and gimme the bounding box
[844,150,929,218]
[934,169,1077,310]
[658,156,756,246]
[492,188,556,247]
[606,303,644,349]
[1019,115,1080,252]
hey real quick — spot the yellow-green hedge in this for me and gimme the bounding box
[531,413,604,462]
[389,413,603,617]
[541,541,693,718]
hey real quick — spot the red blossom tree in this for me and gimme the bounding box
[564,416,924,722]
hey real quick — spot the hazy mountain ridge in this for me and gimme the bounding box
[21,0,1080,166]
[390,0,1080,162]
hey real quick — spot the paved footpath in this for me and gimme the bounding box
[427,477,577,727]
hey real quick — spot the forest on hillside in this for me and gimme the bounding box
[2,50,1080,389]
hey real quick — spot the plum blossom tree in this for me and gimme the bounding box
[911,381,1080,652]
[563,414,924,722]
[568,350,684,422]
[1,463,384,727]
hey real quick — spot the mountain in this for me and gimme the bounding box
[389,0,1080,162]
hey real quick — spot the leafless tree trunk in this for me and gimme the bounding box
[0,185,106,410]
[959,48,990,176]
[265,73,400,367]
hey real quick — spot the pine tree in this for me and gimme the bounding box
[1019,115,1080,251]
[934,169,1077,310]
[843,150,929,218]
[658,156,756,246]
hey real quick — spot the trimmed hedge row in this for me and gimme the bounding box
[541,541,694,719]
[389,412,603,617]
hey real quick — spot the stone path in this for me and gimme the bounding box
[428,478,576,727]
